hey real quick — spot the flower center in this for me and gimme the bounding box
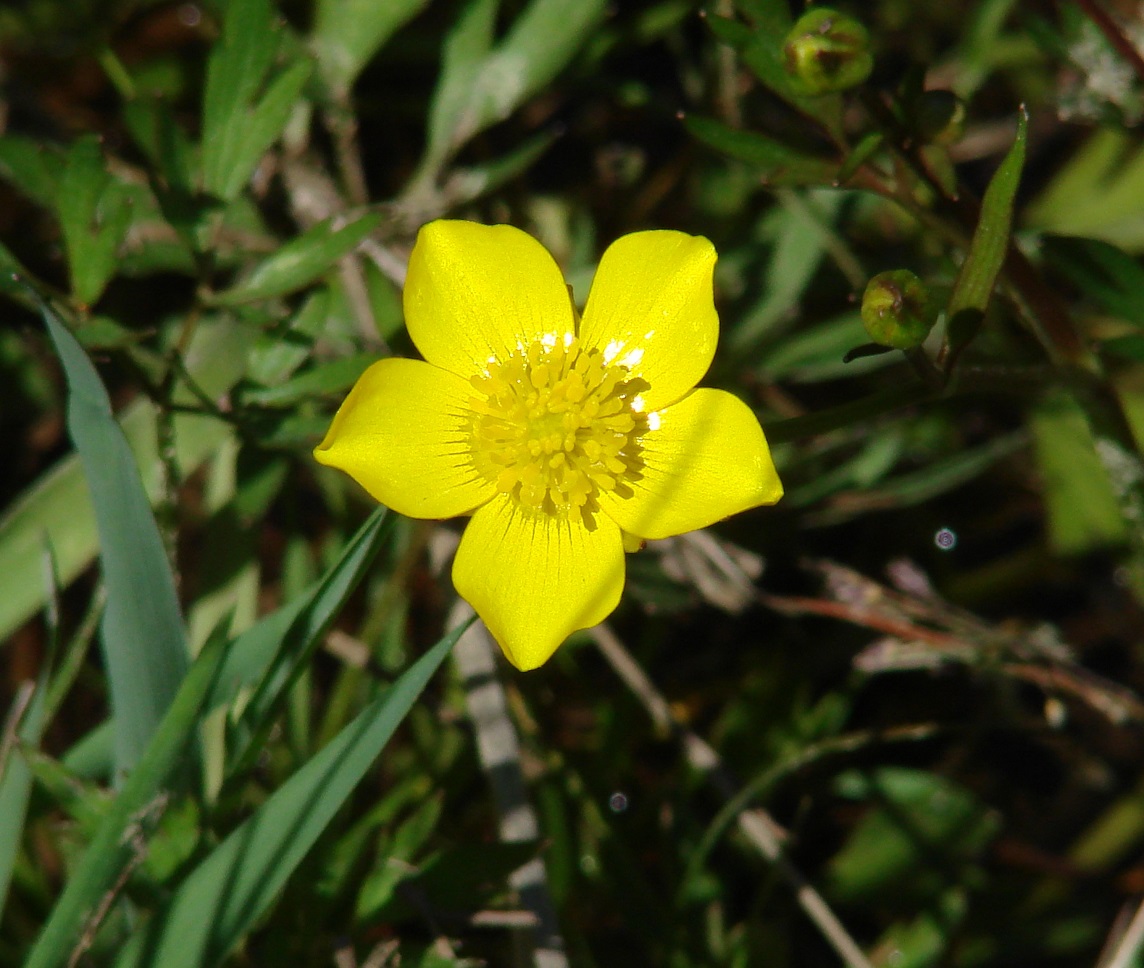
[469,336,648,521]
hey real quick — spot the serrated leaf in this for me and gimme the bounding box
[112,623,466,968]
[211,211,381,305]
[38,291,189,775]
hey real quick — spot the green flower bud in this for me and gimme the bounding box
[861,270,934,349]
[910,90,966,145]
[782,8,873,96]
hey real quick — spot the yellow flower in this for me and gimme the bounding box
[314,220,783,670]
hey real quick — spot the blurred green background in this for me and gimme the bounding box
[4,0,1144,965]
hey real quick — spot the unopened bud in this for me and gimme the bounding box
[782,8,873,96]
[861,270,934,349]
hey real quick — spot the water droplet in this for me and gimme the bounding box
[177,3,202,26]
[934,527,957,550]
[609,792,629,813]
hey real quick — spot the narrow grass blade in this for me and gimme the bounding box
[23,626,227,968]
[39,293,189,774]
[224,509,393,774]
[0,317,246,650]
[113,622,468,968]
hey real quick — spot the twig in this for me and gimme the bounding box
[590,623,875,968]
[712,0,743,129]
[448,601,568,968]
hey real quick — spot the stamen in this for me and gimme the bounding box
[468,337,648,522]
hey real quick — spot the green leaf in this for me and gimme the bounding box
[0,135,63,208]
[240,352,375,407]
[1025,128,1144,253]
[201,0,313,201]
[755,312,899,382]
[416,0,607,184]
[1032,390,1129,553]
[0,669,47,919]
[211,211,382,305]
[246,289,330,385]
[223,509,393,775]
[56,136,133,306]
[829,767,999,903]
[1041,235,1144,327]
[947,109,1027,323]
[707,4,843,134]
[38,292,189,774]
[0,319,247,648]
[685,115,839,187]
[112,622,467,968]
[730,190,847,349]
[23,625,227,968]
[311,0,428,95]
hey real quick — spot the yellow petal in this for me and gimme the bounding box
[579,230,718,410]
[599,388,782,540]
[404,220,576,379]
[314,357,494,519]
[453,495,625,670]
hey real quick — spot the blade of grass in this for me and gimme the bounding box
[0,318,246,649]
[224,509,394,777]
[37,289,189,776]
[23,624,228,968]
[113,620,469,968]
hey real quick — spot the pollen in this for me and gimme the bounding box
[469,337,649,520]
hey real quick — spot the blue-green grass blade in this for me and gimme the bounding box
[23,625,227,968]
[223,509,394,774]
[0,319,245,646]
[39,293,189,775]
[113,621,469,968]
